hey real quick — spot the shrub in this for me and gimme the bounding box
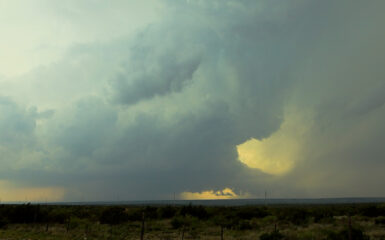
[180,204,208,219]
[67,217,89,230]
[312,208,334,223]
[7,203,44,223]
[236,207,269,220]
[0,216,8,229]
[157,206,177,219]
[237,220,253,230]
[275,208,310,226]
[375,216,385,225]
[260,229,284,240]
[171,216,184,229]
[360,206,384,217]
[49,208,70,224]
[171,215,198,230]
[143,206,158,219]
[325,227,370,240]
[259,215,278,227]
[99,207,128,225]
[126,208,143,221]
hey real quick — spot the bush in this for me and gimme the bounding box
[237,220,253,230]
[6,203,44,223]
[259,215,278,227]
[126,208,143,221]
[375,216,385,225]
[67,217,89,230]
[260,229,284,240]
[171,216,184,229]
[180,204,208,219]
[170,215,198,230]
[312,208,335,223]
[49,209,70,224]
[143,206,158,219]
[236,207,269,220]
[158,206,177,219]
[360,206,385,217]
[0,216,8,229]
[99,207,128,225]
[325,227,370,240]
[275,208,310,226]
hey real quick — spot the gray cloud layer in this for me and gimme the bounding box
[0,0,384,200]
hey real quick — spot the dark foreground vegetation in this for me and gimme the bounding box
[0,202,385,239]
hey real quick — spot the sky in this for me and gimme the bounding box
[0,0,385,202]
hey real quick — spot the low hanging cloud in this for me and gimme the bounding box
[0,0,384,201]
[237,108,312,175]
[180,188,250,200]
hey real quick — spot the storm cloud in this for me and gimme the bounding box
[0,0,385,201]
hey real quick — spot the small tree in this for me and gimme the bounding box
[212,214,233,240]
[171,215,198,240]
[99,207,127,225]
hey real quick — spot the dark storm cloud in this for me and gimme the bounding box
[109,33,202,105]
[48,0,325,199]
[0,96,36,148]
[53,97,118,158]
[1,0,385,200]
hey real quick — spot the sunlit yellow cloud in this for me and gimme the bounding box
[237,109,311,175]
[0,181,65,202]
[180,188,250,200]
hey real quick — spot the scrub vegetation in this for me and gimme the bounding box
[0,203,384,239]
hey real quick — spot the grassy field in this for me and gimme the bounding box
[0,203,385,239]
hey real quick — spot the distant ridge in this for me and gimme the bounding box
[16,197,385,206]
